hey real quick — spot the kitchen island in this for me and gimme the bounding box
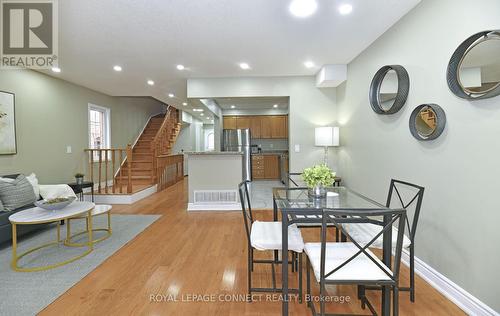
[186,152,243,211]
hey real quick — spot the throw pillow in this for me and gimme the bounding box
[0,177,15,183]
[26,173,40,200]
[0,175,37,211]
[39,184,77,200]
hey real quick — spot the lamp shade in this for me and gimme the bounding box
[315,126,339,147]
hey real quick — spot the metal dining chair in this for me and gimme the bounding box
[305,207,407,316]
[343,179,424,302]
[238,180,304,301]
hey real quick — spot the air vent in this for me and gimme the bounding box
[194,190,238,204]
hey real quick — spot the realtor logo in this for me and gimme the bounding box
[0,0,58,69]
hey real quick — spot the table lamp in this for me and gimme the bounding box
[315,126,339,166]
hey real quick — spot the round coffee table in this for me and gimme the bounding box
[65,204,112,247]
[9,201,95,272]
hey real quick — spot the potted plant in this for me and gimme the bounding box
[74,173,84,185]
[302,164,336,198]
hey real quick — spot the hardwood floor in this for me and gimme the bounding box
[41,179,465,316]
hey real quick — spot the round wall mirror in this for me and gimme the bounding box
[447,30,500,100]
[369,65,409,114]
[409,104,446,141]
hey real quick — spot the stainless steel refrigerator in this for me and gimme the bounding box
[222,129,252,181]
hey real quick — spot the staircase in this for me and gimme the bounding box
[420,108,437,129]
[114,107,182,191]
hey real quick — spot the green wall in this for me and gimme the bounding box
[0,70,163,183]
[336,0,500,311]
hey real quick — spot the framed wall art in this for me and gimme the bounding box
[0,91,17,155]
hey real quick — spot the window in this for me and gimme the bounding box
[88,104,110,160]
[205,131,215,151]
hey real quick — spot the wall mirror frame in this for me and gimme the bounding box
[369,65,410,115]
[447,30,500,100]
[409,103,446,141]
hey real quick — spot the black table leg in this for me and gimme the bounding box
[282,211,289,316]
[273,197,279,263]
[382,213,392,315]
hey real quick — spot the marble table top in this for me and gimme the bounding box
[72,204,112,218]
[9,201,95,224]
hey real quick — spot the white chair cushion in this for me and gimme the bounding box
[304,242,393,282]
[250,221,304,253]
[342,223,411,249]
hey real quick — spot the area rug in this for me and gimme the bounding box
[0,214,160,315]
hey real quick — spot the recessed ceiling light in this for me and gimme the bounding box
[338,4,353,15]
[206,117,210,120]
[304,61,315,68]
[113,65,122,72]
[182,102,188,106]
[230,105,236,109]
[239,63,250,70]
[200,113,204,116]
[147,80,155,86]
[176,64,185,70]
[273,104,279,108]
[51,67,61,73]
[168,93,174,98]
[193,108,204,112]
[289,0,318,18]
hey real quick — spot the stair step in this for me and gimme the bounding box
[133,153,153,159]
[116,176,152,185]
[120,170,152,176]
[132,161,152,168]
[134,149,151,154]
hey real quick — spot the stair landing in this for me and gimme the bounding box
[93,183,154,195]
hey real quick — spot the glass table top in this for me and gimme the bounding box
[273,186,386,210]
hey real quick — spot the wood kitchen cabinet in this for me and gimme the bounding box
[263,155,280,179]
[236,116,251,129]
[223,116,237,129]
[260,116,273,139]
[271,116,288,138]
[223,115,288,139]
[251,155,265,179]
[252,154,280,180]
[249,116,261,139]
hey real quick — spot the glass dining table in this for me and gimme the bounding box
[272,186,394,316]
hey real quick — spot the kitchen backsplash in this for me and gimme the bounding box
[251,139,289,151]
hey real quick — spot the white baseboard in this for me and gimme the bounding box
[83,185,157,204]
[400,249,499,316]
[187,203,241,211]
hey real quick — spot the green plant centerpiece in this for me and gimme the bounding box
[302,164,336,198]
[74,172,84,185]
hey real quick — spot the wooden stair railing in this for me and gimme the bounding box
[151,106,181,184]
[85,145,133,194]
[156,154,184,191]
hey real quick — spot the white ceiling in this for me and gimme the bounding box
[43,0,421,105]
[215,97,289,110]
[185,99,216,123]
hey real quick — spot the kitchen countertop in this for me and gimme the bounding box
[185,151,243,155]
[252,151,288,155]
